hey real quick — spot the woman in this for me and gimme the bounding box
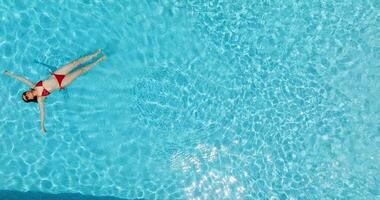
[3,49,106,133]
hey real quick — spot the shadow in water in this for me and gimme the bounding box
[0,190,144,200]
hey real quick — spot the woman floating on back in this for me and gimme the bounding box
[3,49,106,133]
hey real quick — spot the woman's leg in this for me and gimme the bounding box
[60,55,106,88]
[54,49,101,75]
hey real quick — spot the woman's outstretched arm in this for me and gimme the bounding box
[3,70,34,88]
[37,97,46,133]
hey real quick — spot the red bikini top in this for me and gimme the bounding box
[35,81,50,97]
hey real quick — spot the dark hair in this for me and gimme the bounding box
[22,90,38,103]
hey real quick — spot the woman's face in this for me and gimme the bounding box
[23,91,34,101]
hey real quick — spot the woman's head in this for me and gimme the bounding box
[22,89,37,103]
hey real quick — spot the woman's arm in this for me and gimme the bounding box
[37,97,47,133]
[3,70,35,88]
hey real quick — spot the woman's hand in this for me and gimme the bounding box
[41,126,47,134]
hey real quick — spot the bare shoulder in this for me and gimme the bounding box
[37,96,45,103]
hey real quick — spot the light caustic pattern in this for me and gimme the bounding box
[0,0,379,200]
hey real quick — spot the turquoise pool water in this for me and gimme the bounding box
[0,0,379,199]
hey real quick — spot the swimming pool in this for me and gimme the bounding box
[0,0,379,199]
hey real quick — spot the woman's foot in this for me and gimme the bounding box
[98,55,106,62]
[94,49,102,56]
[80,55,106,73]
